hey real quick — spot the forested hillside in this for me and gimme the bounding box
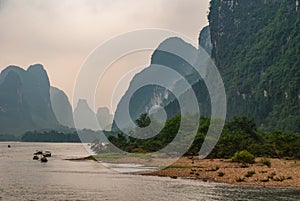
[209,0,300,131]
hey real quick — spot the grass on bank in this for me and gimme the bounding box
[94,153,152,160]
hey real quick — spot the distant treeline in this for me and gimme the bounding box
[0,129,111,143]
[21,131,81,142]
[94,114,300,159]
[0,134,19,141]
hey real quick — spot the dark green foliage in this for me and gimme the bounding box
[209,117,263,158]
[0,134,19,141]
[259,157,272,167]
[108,114,181,153]
[135,113,151,128]
[231,150,255,164]
[112,37,208,132]
[21,130,80,142]
[209,117,300,159]
[209,0,300,132]
[94,114,300,159]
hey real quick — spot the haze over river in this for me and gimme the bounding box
[0,142,299,201]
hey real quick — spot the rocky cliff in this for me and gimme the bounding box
[0,64,60,135]
[50,86,74,128]
[112,37,202,131]
[209,0,300,131]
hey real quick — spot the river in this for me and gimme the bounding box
[0,142,299,201]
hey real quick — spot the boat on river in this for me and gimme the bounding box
[34,150,43,155]
[41,156,48,163]
[43,151,52,157]
[34,150,52,157]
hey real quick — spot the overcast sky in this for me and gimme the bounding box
[0,0,210,113]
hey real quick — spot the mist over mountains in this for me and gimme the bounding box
[113,0,300,133]
[50,86,74,128]
[0,64,113,136]
[0,64,60,135]
[0,1,299,136]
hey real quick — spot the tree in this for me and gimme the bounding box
[135,113,151,128]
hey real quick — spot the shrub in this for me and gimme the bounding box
[235,177,245,182]
[245,171,255,177]
[231,150,255,164]
[259,157,271,167]
[218,172,225,177]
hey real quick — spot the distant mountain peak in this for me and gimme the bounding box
[27,63,45,71]
[76,99,91,109]
[0,64,60,135]
[74,99,99,131]
[50,86,74,128]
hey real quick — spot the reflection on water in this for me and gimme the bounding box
[0,142,299,201]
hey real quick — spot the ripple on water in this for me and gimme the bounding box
[0,142,299,201]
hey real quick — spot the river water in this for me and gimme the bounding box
[0,142,299,201]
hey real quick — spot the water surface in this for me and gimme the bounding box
[0,142,299,201]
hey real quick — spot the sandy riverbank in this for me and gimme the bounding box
[92,155,300,188]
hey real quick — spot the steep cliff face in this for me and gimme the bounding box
[199,26,213,55]
[50,87,74,128]
[209,0,300,131]
[112,37,201,131]
[0,64,60,134]
[164,27,213,119]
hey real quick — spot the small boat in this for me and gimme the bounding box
[34,150,43,155]
[41,156,48,163]
[43,151,52,157]
[8,145,11,148]
[33,155,39,160]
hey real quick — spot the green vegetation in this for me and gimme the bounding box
[259,157,272,168]
[0,134,19,141]
[231,150,255,164]
[94,153,152,160]
[208,117,300,159]
[209,0,300,132]
[93,114,300,160]
[245,171,256,178]
[21,130,80,142]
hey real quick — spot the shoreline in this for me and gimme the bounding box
[84,155,300,188]
[140,158,300,188]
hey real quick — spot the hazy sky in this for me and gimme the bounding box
[0,0,210,113]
